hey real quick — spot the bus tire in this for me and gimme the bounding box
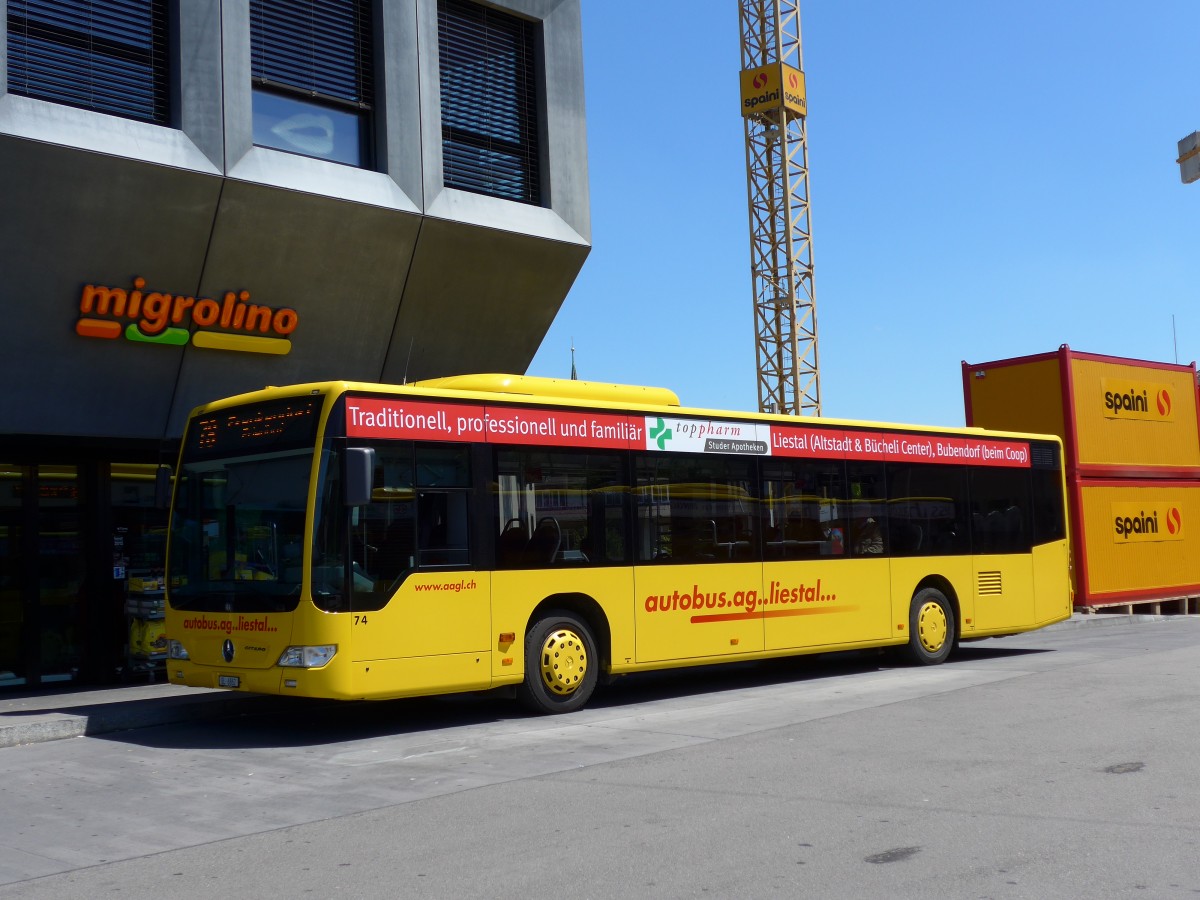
[518,611,599,714]
[904,587,955,665]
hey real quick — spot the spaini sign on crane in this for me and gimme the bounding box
[739,63,806,117]
[738,0,821,417]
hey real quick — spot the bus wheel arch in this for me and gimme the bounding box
[903,577,959,665]
[518,595,609,714]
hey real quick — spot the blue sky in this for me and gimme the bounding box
[527,1,1200,427]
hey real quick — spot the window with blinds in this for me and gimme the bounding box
[249,0,374,168]
[6,0,169,125]
[438,0,542,205]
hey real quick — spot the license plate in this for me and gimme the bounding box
[218,675,240,688]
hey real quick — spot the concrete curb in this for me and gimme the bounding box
[0,692,298,749]
[1046,612,1179,632]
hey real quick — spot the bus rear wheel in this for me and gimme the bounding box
[904,587,955,665]
[518,611,599,714]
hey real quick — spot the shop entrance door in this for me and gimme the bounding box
[0,463,88,687]
[0,464,32,687]
[0,456,171,689]
[37,465,86,682]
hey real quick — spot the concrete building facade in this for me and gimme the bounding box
[0,0,589,687]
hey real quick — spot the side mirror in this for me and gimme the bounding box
[344,447,376,507]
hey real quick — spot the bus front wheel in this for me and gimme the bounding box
[518,611,599,714]
[904,587,955,665]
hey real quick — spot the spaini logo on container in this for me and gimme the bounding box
[1157,389,1172,417]
[75,277,297,356]
[1100,378,1175,422]
[1111,502,1184,543]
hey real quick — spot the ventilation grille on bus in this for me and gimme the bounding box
[1031,444,1059,468]
[978,571,1003,596]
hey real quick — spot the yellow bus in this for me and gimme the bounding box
[163,374,1072,713]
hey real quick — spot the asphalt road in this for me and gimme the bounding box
[2,617,1199,899]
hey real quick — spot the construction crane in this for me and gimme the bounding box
[739,0,821,416]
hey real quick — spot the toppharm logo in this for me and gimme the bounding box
[649,417,673,450]
[645,416,769,455]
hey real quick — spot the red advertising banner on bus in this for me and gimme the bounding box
[769,426,1030,468]
[345,397,1029,467]
[345,397,644,449]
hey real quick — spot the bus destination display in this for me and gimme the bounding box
[187,396,321,459]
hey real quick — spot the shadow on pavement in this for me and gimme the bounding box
[92,644,1052,752]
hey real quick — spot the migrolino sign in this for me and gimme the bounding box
[75,277,298,355]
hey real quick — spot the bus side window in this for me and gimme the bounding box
[526,516,562,564]
[846,462,886,557]
[496,517,528,566]
[968,466,1032,554]
[635,453,757,564]
[493,448,626,568]
[417,491,470,567]
[367,499,416,584]
[762,459,847,560]
[346,443,417,606]
[886,463,970,556]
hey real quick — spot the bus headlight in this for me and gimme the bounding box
[278,645,337,668]
[168,640,190,660]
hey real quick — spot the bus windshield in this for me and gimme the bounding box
[167,449,312,613]
[168,394,323,612]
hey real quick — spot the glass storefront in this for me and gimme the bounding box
[112,464,170,677]
[0,464,31,687]
[37,465,85,682]
[0,456,169,689]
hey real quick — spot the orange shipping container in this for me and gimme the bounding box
[1071,479,1200,606]
[963,346,1200,477]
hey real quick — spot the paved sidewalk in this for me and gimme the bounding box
[0,681,308,749]
[0,612,1174,748]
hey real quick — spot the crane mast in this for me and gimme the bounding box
[739,0,821,416]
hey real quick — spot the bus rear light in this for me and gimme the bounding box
[168,640,190,660]
[278,645,337,668]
